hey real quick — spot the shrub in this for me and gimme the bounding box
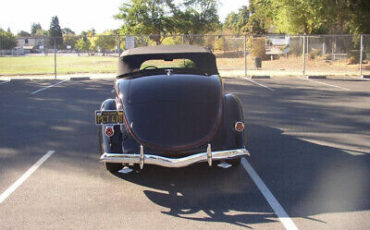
[162,36,182,45]
[347,50,367,64]
[213,38,225,51]
[289,38,303,57]
[323,54,332,60]
[309,49,321,60]
[204,36,216,50]
[247,37,267,59]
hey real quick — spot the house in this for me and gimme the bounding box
[17,37,45,53]
[266,35,290,55]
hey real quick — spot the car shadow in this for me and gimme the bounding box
[113,159,275,228]
[112,124,370,227]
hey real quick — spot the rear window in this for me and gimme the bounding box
[140,59,196,70]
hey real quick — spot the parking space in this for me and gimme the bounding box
[225,77,370,229]
[0,77,369,229]
[0,79,65,194]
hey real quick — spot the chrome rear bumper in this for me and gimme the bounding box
[100,145,249,168]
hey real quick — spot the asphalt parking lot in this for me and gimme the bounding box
[0,76,369,229]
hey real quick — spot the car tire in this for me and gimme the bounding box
[105,162,123,172]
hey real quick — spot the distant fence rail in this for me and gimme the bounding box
[0,34,369,77]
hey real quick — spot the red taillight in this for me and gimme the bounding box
[105,126,114,137]
[234,122,245,132]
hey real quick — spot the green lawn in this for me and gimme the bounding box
[0,56,118,75]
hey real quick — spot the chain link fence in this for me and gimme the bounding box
[1,34,369,77]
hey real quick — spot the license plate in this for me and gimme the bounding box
[95,110,124,125]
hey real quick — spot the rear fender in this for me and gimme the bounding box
[221,94,246,149]
[99,99,123,154]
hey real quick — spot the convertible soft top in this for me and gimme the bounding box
[117,45,218,77]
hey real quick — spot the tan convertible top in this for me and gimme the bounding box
[120,45,212,57]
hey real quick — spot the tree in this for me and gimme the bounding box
[49,16,63,47]
[224,12,238,33]
[271,0,328,34]
[325,0,370,35]
[224,6,249,34]
[35,29,49,36]
[62,27,75,35]
[115,0,174,45]
[114,0,219,44]
[86,29,96,36]
[245,0,273,34]
[61,27,77,49]
[75,37,91,52]
[246,0,370,35]
[0,28,17,49]
[63,34,78,49]
[170,0,219,35]
[31,23,42,35]
[91,31,116,55]
[17,31,31,37]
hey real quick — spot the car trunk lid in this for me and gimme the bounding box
[118,74,222,151]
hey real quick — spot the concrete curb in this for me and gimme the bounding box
[251,75,270,79]
[10,79,30,82]
[307,75,327,79]
[70,77,91,81]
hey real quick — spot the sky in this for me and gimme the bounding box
[0,0,248,34]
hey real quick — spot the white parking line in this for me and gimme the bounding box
[0,150,55,204]
[241,158,299,230]
[31,80,68,95]
[0,81,10,85]
[244,78,275,91]
[305,78,350,91]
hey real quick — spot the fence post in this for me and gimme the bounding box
[54,38,57,79]
[360,34,363,76]
[244,35,247,77]
[117,35,121,57]
[322,38,325,56]
[333,36,336,60]
[302,35,306,76]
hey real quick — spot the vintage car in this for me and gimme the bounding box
[96,45,249,172]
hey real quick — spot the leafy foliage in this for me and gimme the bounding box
[49,16,63,47]
[91,31,116,55]
[246,37,267,59]
[0,28,17,49]
[245,0,273,34]
[17,31,31,37]
[63,34,79,49]
[31,23,42,35]
[75,37,91,51]
[115,0,174,44]
[62,28,75,35]
[169,0,219,35]
[224,6,249,35]
[246,0,370,35]
[115,0,219,44]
